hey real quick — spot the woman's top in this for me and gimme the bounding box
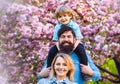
[37,77,78,84]
[37,52,101,84]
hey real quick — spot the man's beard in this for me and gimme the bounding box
[59,41,74,54]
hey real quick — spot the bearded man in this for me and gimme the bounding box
[37,25,101,84]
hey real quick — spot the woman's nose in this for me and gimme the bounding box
[59,65,63,68]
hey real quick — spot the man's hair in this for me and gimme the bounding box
[58,25,76,38]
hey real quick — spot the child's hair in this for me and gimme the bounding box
[55,5,76,20]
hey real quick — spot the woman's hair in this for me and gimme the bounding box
[55,5,76,20]
[49,53,75,81]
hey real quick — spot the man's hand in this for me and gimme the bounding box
[39,67,51,78]
[80,64,94,76]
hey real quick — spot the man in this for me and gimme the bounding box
[38,25,101,84]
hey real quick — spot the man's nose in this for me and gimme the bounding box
[64,37,68,41]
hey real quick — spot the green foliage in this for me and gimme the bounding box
[102,59,118,74]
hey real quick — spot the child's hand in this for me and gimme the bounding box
[56,42,60,51]
[73,39,80,50]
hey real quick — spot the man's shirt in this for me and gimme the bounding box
[69,52,101,84]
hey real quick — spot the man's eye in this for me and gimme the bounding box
[68,36,71,38]
[61,36,65,38]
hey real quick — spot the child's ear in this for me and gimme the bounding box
[71,14,73,18]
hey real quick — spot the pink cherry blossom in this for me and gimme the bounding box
[0,0,120,83]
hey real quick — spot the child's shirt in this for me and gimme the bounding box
[52,20,83,41]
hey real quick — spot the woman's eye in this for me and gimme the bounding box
[63,63,67,66]
[56,63,60,65]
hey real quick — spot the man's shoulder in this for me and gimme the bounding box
[69,52,80,64]
[69,52,78,57]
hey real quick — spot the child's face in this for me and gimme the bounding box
[57,13,72,25]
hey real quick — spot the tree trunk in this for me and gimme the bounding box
[113,57,120,81]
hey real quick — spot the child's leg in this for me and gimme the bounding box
[47,45,58,67]
[74,43,88,65]
[75,43,92,81]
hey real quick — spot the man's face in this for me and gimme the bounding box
[59,31,75,53]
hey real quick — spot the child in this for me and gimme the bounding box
[47,5,90,81]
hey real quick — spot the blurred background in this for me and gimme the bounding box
[0,0,120,84]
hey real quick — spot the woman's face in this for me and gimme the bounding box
[54,57,69,80]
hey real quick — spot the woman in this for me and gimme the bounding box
[37,53,78,84]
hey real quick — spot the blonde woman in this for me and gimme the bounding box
[37,53,78,84]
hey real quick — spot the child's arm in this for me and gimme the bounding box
[71,21,83,40]
[52,24,61,41]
